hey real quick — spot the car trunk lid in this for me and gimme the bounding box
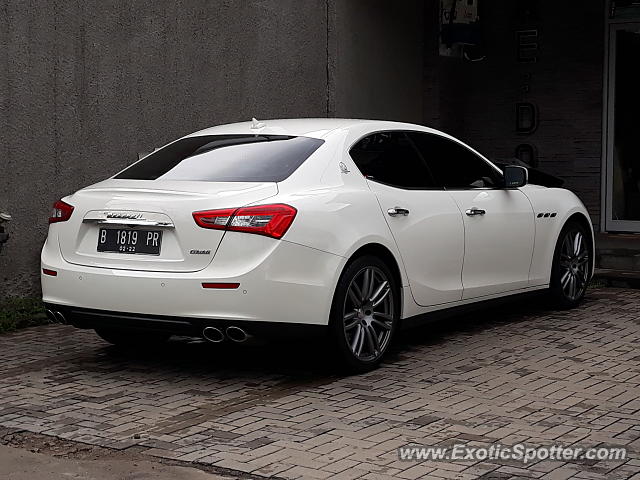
[57,179,278,272]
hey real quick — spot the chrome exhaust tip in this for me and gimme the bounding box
[202,326,225,343]
[226,326,249,343]
[53,311,67,325]
[45,309,57,323]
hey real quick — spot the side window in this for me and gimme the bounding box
[349,132,437,189]
[409,133,502,189]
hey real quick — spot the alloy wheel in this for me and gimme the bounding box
[559,229,589,301]
[342,266,394,362]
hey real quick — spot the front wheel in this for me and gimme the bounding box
[549,221,591,309]
[328,255,399,373]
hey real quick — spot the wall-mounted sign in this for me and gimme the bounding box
[516,102,538,134]
[515,144,538,168]
[516,29,538,63]
[440,0,484,60]
[514,1,539,166]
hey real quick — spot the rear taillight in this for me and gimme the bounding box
[49,200,74,224]
[192,208,236,231]
[228,204,297,238]
[193,204,297,239]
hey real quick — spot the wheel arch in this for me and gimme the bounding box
[340,242,406,318]
[523,186,595,285]
[561,211,596,278]
[564,212,594,236]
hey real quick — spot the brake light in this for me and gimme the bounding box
[193,204,297,239]
[229,204,297,238]
[49,200,74,224]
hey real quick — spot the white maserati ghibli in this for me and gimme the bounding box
[42,119,593,371]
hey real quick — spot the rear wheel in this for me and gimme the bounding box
[549,221,591,308]
[328,255,399,373]
[94,328,171,347]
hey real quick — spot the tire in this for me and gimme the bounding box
[328,255,400,373]
[549,220,592,309]
[94,328,171,347]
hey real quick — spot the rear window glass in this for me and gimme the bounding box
[115,135,324,182]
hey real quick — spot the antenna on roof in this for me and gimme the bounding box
[251,117,266,129]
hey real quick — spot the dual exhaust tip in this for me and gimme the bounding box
[202,325,250,344]
[46,309,67,325]
[46,309,248,344]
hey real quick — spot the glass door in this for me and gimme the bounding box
[606,23,640,232]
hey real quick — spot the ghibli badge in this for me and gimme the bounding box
[189,249,211,255]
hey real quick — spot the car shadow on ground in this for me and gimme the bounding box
[84,290,595,381]
[395,292,565,348]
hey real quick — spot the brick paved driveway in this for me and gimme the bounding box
[0,288,639,479]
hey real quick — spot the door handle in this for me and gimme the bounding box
[387,207,410,217]
[465,207,486,216]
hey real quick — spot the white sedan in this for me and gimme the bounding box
[42,119,594,371]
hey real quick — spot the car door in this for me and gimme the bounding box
[409,132,535,299]
[349,131,465,306]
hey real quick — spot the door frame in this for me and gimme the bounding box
[602,15,640,232]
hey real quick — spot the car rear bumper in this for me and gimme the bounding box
[41,232,345,327]
[43,303,325,338]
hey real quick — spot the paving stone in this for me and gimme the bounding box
[0,288,637,479]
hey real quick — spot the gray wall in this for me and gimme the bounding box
[423,0,605,226]
[0,0,425,299]
[0,0,329,298]
[329,0,424,122]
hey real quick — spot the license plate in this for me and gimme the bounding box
[97,228,162,255]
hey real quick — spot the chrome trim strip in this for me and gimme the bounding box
[82,218,175,228]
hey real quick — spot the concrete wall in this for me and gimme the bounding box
[0,0,329,298]
[423,0,605,226]
[0,0,426,299]
[329,0,424,122]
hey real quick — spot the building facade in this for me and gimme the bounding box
[0,0,637,298]
[424,0,640,239]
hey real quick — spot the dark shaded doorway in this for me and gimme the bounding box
[611,28,640,227]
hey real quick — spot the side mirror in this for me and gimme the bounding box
[503,165,528,188]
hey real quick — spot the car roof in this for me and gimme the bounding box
[187,118,441,140]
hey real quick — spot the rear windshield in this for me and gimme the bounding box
[115,134,324,182]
